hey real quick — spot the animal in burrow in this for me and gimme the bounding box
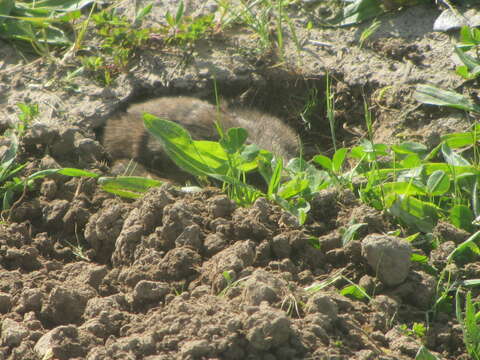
[102,96,300,180]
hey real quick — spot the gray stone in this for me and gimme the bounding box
[361,234,411,286]
[133,280,169,304]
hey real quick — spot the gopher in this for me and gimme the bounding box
[102,96,299,178]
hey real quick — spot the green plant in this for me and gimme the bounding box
[142,113,332,223]
[15,102,38,136]
[359,18,380,48]
[280,292,303,317]
[223,0,303,61]
[218,271,250,297]
[414,84,480,114]
[0,0,93,55]
[400,322,427,340]
[456,289,480,359]
[325,73,337,152]
[161,0,215,46]
[455,26,480,80]
[82,5,152,85]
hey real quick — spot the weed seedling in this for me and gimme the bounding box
[161,0,215,46]
[359,19,381,49]
[15,103,38,137]
[456,289,480,359]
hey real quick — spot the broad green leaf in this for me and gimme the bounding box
[450,205,475,233]
[442,143,470,166]
[458,26,480,49]
[332,148,348,173]
[98,176,162,197]
[296,200,310,225]
[241,144,262,162]
[305,167,329,192]
[26,168,99,181]
[57,168,99,177]
[221,127,248,154]
[350,141,388,161]
[144,115,226,177]
[404,232,420,243]
[455,46,480,71]
[414,84,480,113]
[442,129,480,148]
[361,141,389,155]
[448,231,480,262]
[339,0,383,26]
[350,145,366,160]
[423,163,476,177]
[392,142,428,156]
[340,284,368,300]
[401,154,422,168]
[313,154,332,171]
[441,143,471,167]
[26,0,93,11]
[165,11,174,27]
[456,65,476,80]
[278,178,309,199]
[426,170,450,196]
[411,253,428,263]
[1,19,71,45]
[390,196,439,233]
[286,158,308,173]
[381,181,427,196]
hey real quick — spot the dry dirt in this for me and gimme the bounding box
[0,1,477,359]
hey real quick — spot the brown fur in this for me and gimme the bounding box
[102,96,299,177]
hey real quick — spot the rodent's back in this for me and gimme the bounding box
[231,108,299,160]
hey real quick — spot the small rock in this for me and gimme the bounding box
[1,318,29,347]
[175,224,203,251]
[385,327,421,357]
[23,122,58,145]
[34,325,85,360]
[271,233,291,258]
[42,199,69,228]
[361,234,411,286]
[0,292,12,313]
[133,280,169,304]
[41,286,87,325]
[204,233,227,256]
[305,292,338,329]
[40,179,58,200]
[208,195,235,218]
[244,305,293,351]
[243,269,285,306]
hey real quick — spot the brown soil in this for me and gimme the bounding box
[0,1,476,359]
